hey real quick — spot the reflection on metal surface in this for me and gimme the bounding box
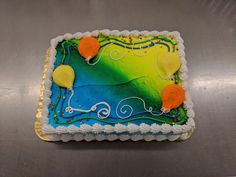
[197,0,236,33]
[28,86,41,96]
[0,86,40,99]
[193,76,236,88]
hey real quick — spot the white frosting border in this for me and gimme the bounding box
[41,29,195,141]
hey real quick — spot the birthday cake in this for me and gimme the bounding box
[35,30,195,142]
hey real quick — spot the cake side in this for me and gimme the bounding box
[38,30,195,142]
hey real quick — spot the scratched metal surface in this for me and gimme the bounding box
[0,0,235,177]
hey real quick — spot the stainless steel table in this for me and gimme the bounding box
[0,0,235,177]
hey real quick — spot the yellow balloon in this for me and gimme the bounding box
[159,52,181,78]
[52,65,75,89]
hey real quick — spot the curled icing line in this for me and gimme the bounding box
[87,39,155,65]
[65,89,111,119]
[116,96,164,119]
[87,42,127,65]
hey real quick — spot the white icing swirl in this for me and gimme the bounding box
[131,134,143,141]
[150,123,161,133]
[150,30,159,36]
[56,126,69,134]
[144,135,155,141]
[73,32,83,39]
[141,30,149,36]
[114,124,127,133]
[184,99,194,109]
[95,134,106,141]
[107,134,118,141]
[139,123,150,133]
[47,134,61,141]
[110,30,120,36]
[42,125,55,134]
[92,123,104,133]
[127,124,139,133]
[79,124,92,133]
[61,134,72,142]
[187,118,195,128]
[83,31,91,37]
[120,134,130,141]
[187,109,195,118]
[160,124,172,134]
[63,33,72,40]
[73,134,84,141]
[180,72,188,80]
[172,125,183,134]
[167,135,180,141]
[68,125,80,134]
[180,64,188,73]
[103,125,114,133]
[181,125,191,132]
[155,135,167,141]
[84,133,95,141]
[101,29,110,36]
[91,30,99,37]
[120,30,129,36]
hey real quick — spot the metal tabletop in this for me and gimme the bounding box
[0,0,235,177]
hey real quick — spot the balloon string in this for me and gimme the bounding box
[115,96,166,119]
[68,88,74,107]
[66,88,111,119]
[86,42,127,65]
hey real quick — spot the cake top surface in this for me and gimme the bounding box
[40,30,195,136]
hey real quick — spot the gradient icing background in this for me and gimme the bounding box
[48,34,188,128]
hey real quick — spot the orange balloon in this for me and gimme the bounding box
[78,37,100,61]
[161,84,185,113]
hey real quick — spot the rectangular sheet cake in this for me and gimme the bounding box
[35,30,195,142]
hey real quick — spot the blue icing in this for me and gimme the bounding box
[48,83,160,128]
